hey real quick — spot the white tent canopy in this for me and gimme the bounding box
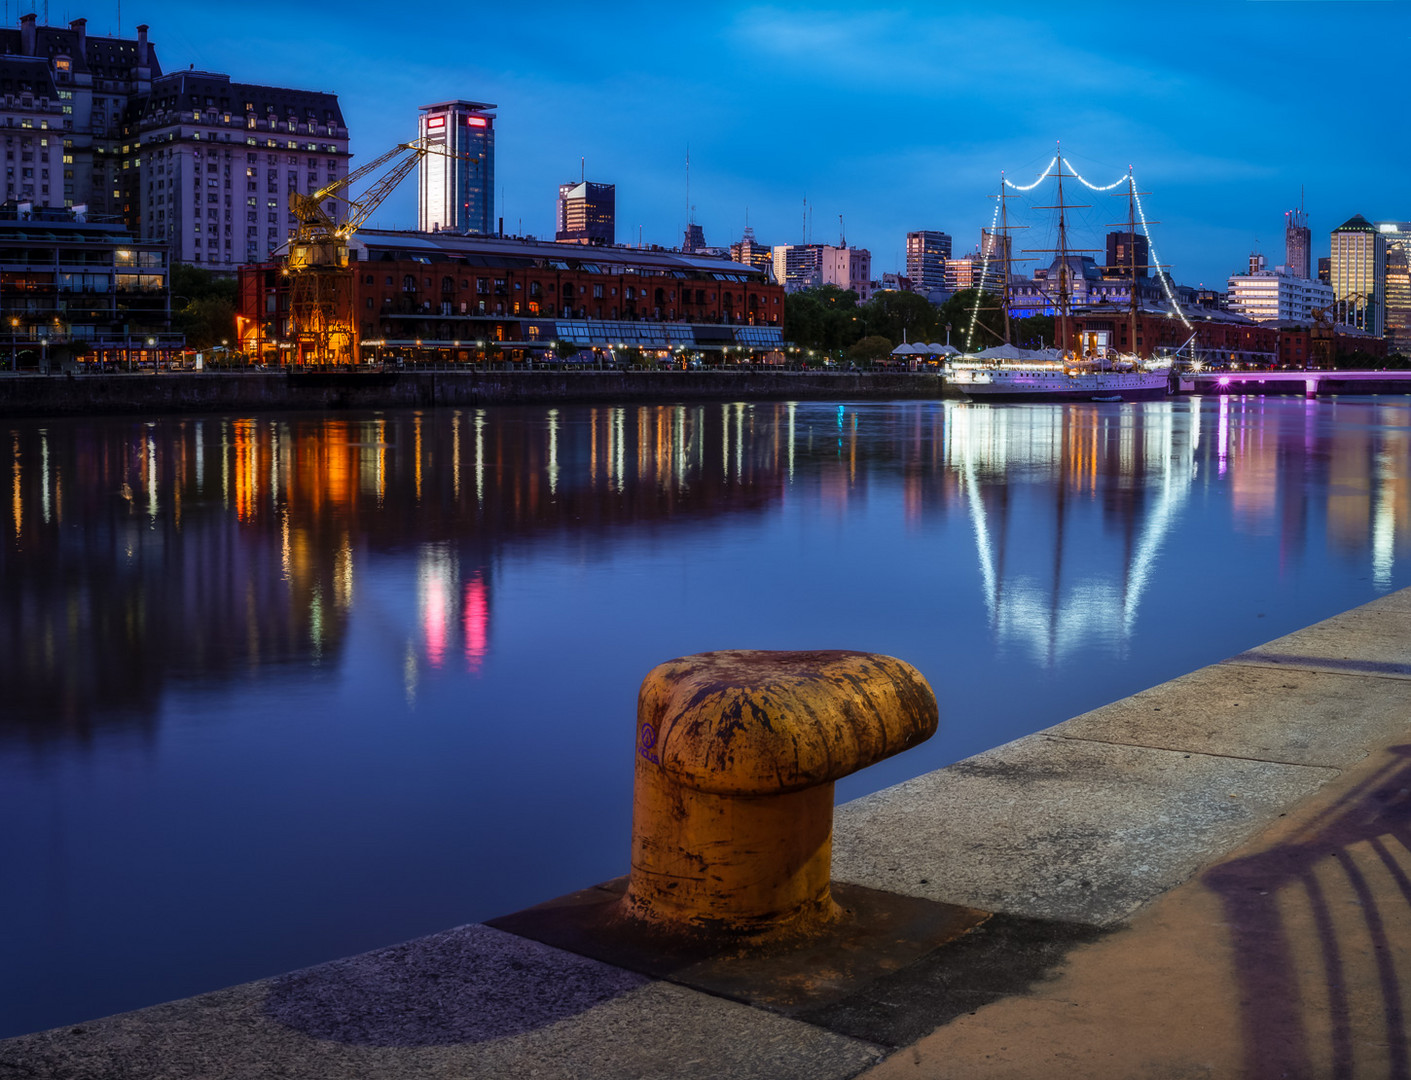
[892,342,960,356]
[969,343,1061,361]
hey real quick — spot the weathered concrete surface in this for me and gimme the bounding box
[832,733,1338,925]
[0,925,883,1080]
[852,590,1411,1078]
[1055,662,1411,767]
[859,739,1411,1080]
[835,593,1411,928]
[1230,599,1411,677]
[0,370,947,418]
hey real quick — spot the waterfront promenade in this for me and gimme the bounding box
[3,590,1410,1077]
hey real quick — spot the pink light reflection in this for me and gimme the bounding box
[423,583,448,669]
[463,574,488,673]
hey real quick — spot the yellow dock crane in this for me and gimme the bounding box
[1308,293,1368,369]
[286,139,449,365]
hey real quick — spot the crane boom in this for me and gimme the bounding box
[288,140,460,246]
[285,136,462,365]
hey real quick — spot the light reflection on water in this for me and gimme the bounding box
[2,395,1410,1037]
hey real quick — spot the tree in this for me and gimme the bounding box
[846,335,895,364]
[933,290,1008,352]
[170,264,237,350]
[784,285,861,352]
[857,290,942,346]
[1011,314,1055,350]
[177,295,236,351]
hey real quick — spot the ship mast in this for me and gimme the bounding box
[1025,144,1097,360]
[999,176,1013,345]
[1107,169,1158,361]
[968,176,1028,348]
[1055,149,1070,359]
[1127,170,1138,358]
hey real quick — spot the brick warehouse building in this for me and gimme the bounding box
[238,229,786,365]
[1069,304,1386,368]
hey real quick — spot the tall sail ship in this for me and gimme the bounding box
[949,150,1172,403]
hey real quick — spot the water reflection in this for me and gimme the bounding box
[952,400,1198,666]
[0,406,791,742]
[6,396,1411,1039]
[3,398,1410,747]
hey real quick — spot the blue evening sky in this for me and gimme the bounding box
[67,1,1411,286]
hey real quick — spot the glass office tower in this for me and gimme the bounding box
[418,100,496,235]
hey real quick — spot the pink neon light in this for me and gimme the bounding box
[1218,376,1231,387]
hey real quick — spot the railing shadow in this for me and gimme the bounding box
[1204,744,1411,1079]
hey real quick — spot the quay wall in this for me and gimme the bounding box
[0,370,950,417]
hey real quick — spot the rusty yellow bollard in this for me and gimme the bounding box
[621,649,937,938]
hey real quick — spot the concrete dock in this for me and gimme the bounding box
[4,591,1411,1078]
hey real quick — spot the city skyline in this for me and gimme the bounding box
[14,1,1411,287]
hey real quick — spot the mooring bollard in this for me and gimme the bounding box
[621,649,937,937]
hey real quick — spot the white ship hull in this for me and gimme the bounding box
[951,366,1170,403]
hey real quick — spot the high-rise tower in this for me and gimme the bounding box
[905,231,952,293]
[417,100,495,235]
[1378,221,1411,353]
[1286,206,1311,279]
[1330,214,1386,336]
[1106,231,1150,278]
[555,181,614,245]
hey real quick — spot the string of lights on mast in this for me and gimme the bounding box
[969,154,1193,350]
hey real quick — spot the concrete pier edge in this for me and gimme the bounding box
[4,588,1411,1078]
[0,369,950,417]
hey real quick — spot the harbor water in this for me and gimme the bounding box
[3,394,1410,1037]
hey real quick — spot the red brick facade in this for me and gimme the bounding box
[238,231,785,364]
[1068,309,1391,368]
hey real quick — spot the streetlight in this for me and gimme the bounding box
[9,318,16,372]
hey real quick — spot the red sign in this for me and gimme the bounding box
[426,117,445,129]
[466,117,487,127]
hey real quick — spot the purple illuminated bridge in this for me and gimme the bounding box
[1185,370,1411,396]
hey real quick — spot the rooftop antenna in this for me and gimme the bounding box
[839,213,845,248]
[801,196,806,244]
[685,145,692,225]
[580,156,584,183]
